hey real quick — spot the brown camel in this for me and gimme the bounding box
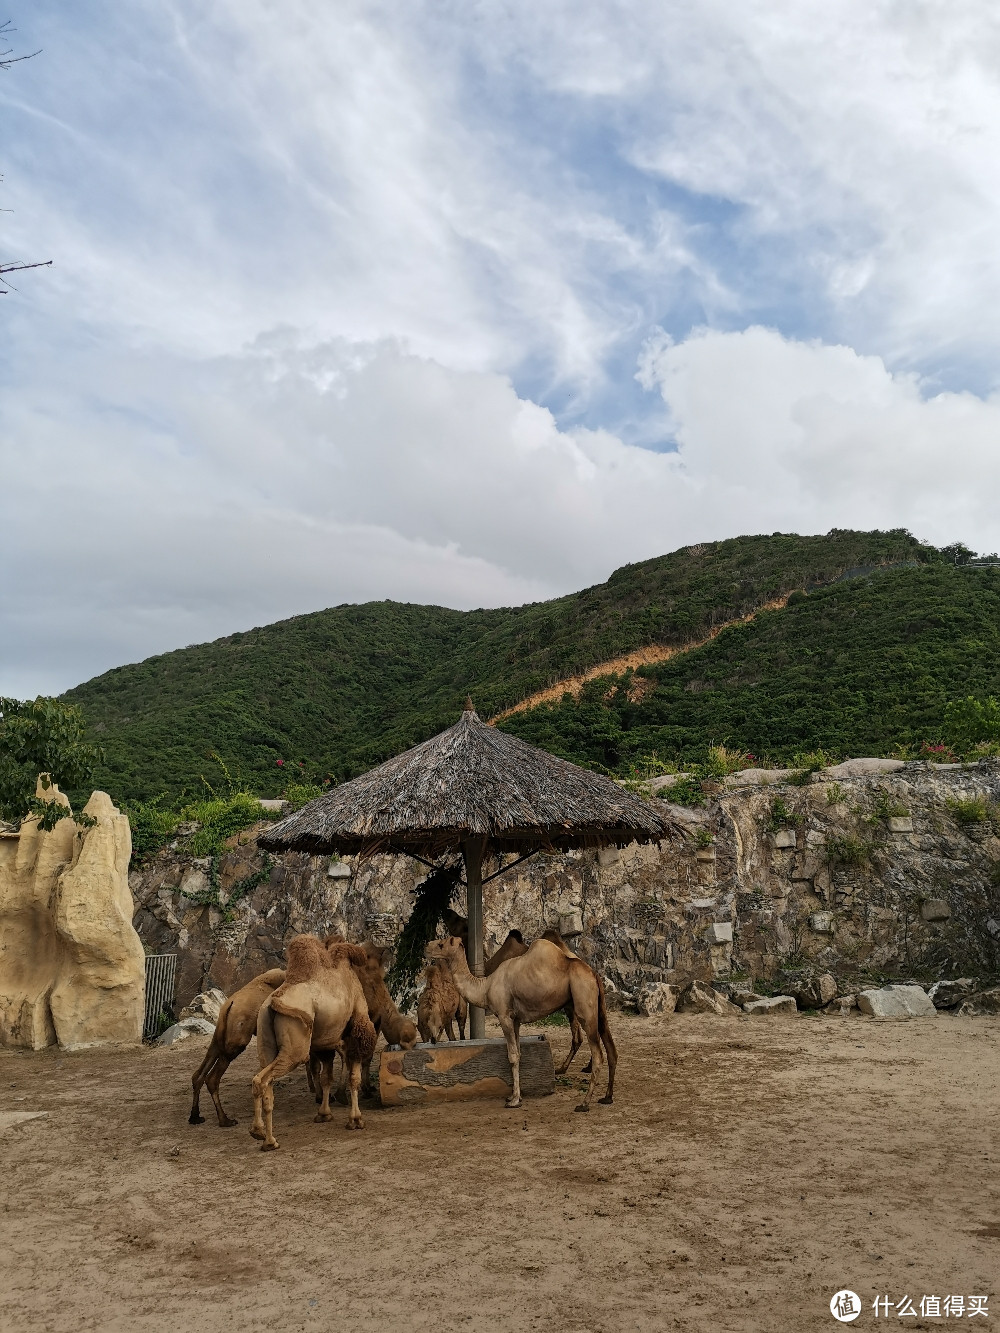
[416,958,465,1042]
[189,968,285,1127]
[424,934,617,1112]
[251,936,376,1150]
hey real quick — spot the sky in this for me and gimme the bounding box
[3,1,1000,696]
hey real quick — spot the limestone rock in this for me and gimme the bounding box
[920,899,951,922]
[780,970,838,1009]
[179,987,227,1024]
[636,982,680,1016]
[772,829,797,849]
[744,995,797,1015]
[677,980,741,1016]
[824,994,859,1016]
[955,987,1000,1016]
[156,1016,216,1046]
[725,769,794,787]
[727,984,763,1007]
[0,784,145,1051]
[823,758,906,778]
[808,912,834,934]
[857,985,936,1020]
[927,978,976,1009]
[705,921,733,945]
[887,816,914,833]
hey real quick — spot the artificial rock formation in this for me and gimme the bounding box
[0,779,145,1050]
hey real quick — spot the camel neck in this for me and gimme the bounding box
[447,952,489,1007]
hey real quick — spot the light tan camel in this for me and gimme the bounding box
[424,935,617,1112]
[251,936,376,1150]
[189,968,285,1126]
[417,958,465,1042]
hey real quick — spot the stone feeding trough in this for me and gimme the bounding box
[378,1035,555,1106]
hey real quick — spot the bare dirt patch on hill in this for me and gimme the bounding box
[1,1013,997,1332]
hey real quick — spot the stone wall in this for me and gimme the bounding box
[130,761,1000,1011]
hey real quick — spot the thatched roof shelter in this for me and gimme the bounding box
[261,701,676,1037]
[260,701,671,860]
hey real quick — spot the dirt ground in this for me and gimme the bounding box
[1,1012,998,1333]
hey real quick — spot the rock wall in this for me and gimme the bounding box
[130,761,1000,1011]
[0,781,145,1049]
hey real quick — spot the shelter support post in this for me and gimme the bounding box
[463,835,487,1040]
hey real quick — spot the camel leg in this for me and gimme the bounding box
[251,1049,300,1151]
[444,1016,457,1040]
[500,1015,522,1109]
[344,1055,365,1131]
[457,1000,467,1040]
[314,1054,336,1122]
[554,1010,584,1076]
[189,1038,228,1124]
[569,975,605,1113]
[205,1054,239,1127]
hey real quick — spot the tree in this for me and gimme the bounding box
[0,20,51,293]
[0,697,102,827]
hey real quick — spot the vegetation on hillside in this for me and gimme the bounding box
[501,563,1000,771]
[62,529,933,802]
[0,697,101,828]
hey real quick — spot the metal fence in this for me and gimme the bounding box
[143,953,177,1040]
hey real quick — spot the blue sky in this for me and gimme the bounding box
[3,1,1000,695]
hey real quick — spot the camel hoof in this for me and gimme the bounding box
[345,1119,365,1131]
[188,1114,205,1125]
[219,1116,238,1127]
[505,1097,522,1109]
[574,1103,591,1113]
[260,1141,279,1152]
[249,1126,265,1140]
[598,1095,614,1105]
[314,1111,334,1123]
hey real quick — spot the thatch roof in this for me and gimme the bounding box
[259,703,675,859]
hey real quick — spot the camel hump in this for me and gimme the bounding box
[259,968,286,988]
[327,942,369,969]
[282,934,331,985]
[268,989,315,1029]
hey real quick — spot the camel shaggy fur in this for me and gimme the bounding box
[189,968,285,1127]
[251,936,376,1150]
[417,958,466,1042]
[424,935,617,1112]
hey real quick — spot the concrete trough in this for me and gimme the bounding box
[378,1036,555,1106]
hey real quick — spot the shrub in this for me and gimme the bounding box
[825,834,872,866]
[946,796,991,827]
[282,782,326,811]
[659,775,706,807]
[182,792,273,856]
[765,797,802,830]
[693,827,714,848]
[122,796,182,863]
[870,786,910,821]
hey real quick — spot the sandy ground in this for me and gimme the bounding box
[1,1012,998,1333]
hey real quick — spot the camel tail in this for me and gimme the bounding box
[596,974,617,1101]
[256,999,278,1068]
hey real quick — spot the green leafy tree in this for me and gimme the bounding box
[943,696,1000,752]
[0,697,102,827]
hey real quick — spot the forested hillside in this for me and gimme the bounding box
[61,529,961,801]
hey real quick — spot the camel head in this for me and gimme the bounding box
[424,935,465,967]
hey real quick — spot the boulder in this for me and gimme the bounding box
[725,768,795,787]
[677,980,741,1016]
[824,994,859,1016]
[780,970,838,1009]
[823,758,906,778]
[956,987,1000,1016]
[179,987,226,1024]
[743,995,797,1015]
[156,1016,216,1046]
[920,899,951,922]
[727,984,763,1008]
[857,985,936,1020]
[927,978,976,1009]
[636,982,680,1016]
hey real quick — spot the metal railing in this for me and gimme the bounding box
[143,953,177,1040]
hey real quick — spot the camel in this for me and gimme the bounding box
[251,936,376,1150]
[417,958,466,1042]
[189,968,285,1127]
[424,935,617,1112]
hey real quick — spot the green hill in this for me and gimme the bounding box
[61,529,965,802]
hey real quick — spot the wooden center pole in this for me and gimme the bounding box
[463,835,487,1040]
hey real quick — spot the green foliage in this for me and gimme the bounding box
[825,834,873,866]
[122,796,182,863]
[825,782,845,805]
[658,775,706,807]
[178,854,273,922]
[946,796,993,827]
[385,864,462,1009]
[532,1010,570,1027]
[181,793,273,856]
[943,696,1000,752]
[693,826,714,848]
[61,529,934,802]
[870,786,910,821]
[766,797,802,830]
[0,696,102,824]
[281,782,326,811]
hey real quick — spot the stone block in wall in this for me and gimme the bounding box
[705,922,732,945]
[809,911,834,934]
[920,898,950,922]
[887,817,914,833]
[327,860,351,879]
[772,830,797,849]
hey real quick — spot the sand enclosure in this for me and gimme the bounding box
[2,1013,998,1332]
